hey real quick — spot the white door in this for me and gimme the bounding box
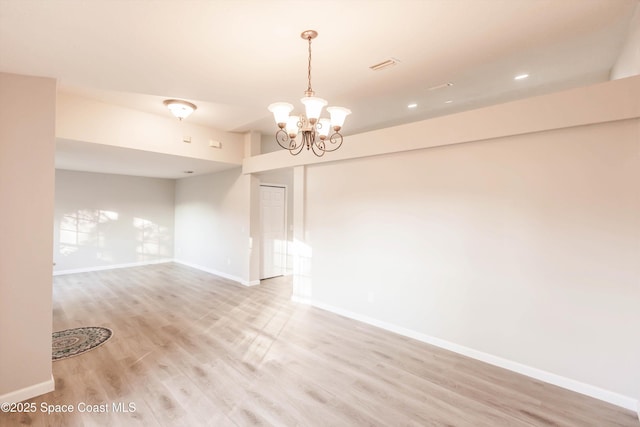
[260,185,286,279]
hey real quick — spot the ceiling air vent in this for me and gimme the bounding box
[428,82,454,91]
[369,58,400,71]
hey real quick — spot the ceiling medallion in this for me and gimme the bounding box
[268,30,351,157]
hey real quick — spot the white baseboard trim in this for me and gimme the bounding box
[291,295,312,305]
[0,375,55,403]
[173,260,257,287]
[53,259,173,276]
[245,280,261,286]
[52,258,259,286]
[295,297,639,412]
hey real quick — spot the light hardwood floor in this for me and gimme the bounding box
[1,263,637,426]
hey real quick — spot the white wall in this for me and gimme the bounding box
[0,73,56,402]
[260,133,281,154]
[53,170,175,273]
[245,76,640,409]
[244,76,640,175]
[304,117,640,406]
[57,92,245,165]
[611,3,640,80]
[174,167,252,284]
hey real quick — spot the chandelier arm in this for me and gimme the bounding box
[321,132,344,152]
[311,138,326,157]
[275,129,306,155]
[275,129,292,150]
[289,136,306,155]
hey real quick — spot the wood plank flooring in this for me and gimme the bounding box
[1,263,637,426]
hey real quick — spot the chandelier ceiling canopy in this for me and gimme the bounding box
[268,30,351,157]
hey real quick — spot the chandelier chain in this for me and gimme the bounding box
[307,36,313,94]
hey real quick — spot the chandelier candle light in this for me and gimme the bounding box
[268,30,351,156]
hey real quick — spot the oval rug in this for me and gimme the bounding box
[52,326,112,361]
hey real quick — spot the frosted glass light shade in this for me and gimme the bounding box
[326,106,351,129]
[267,102,294,126]
[318,118,331,137]
[300,97,327,121]
[286,115,300,137]
[164,99,197,120]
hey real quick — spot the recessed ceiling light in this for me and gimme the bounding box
[183,170,194,174]
[444,100,453,104]
[514,73,529,80]
[407,103,418,109]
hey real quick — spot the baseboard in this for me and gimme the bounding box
[0,375,55,404]
[245,280,261,286]
[53,259,173,276]
[291,295,312,305]
[52,259,260,286]
[173,260,257,287]
[296,297,639,412]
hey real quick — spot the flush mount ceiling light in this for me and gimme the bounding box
[514,73,529,80]
[163,99,197,121]
[268,30,351,157]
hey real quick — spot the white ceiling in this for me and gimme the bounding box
[0,0,638,178]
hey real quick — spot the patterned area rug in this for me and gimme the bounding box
[52,327,112,361]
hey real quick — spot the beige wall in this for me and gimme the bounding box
[611,3,640,80]
[302,117,640,406]
[244,76,640,174]
[174,168,253,284]
[248,76,640,410]
[0,73,56,401]
[53,170,175,273]
[56,92,245,165]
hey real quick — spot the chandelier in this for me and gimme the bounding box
[268,30,351,157]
